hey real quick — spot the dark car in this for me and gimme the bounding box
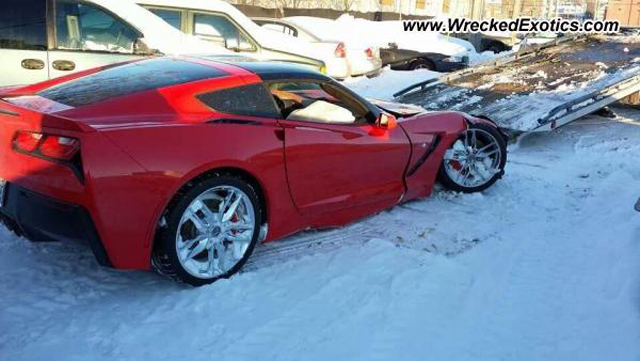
[380,43,469,72]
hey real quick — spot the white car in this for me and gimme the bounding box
[0,0,231,86]
[253,17,383,78]
[137,0,363,79]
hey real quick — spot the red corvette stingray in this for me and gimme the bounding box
[0,57,507,285]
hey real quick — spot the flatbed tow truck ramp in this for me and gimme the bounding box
[394,35,640,133]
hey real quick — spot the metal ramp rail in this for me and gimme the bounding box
[393,34,640,133]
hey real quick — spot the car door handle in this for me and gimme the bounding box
[21,59,45,70]
[52,60,76,71]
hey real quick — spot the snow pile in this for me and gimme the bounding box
[468,50,505,65]
[343,67,439,99]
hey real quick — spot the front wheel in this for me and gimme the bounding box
[152,175,261,286]
[438,123,507,193]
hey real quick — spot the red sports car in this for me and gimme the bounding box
[0,57,507,286]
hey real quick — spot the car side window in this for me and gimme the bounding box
[280,24,298,37]
[260,23,298,37]
[197,84,280,118]
[193,13,256,52]
[148,8,182,30]
[268,81,368,124]
[55,0,138,53]
[0,0,47,50]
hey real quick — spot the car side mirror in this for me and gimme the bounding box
[225,37,239,51]
[376,113,397,129]
[225,38,253,52]
[134,38,162,56]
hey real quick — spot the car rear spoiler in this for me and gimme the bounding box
[0,98,94,133]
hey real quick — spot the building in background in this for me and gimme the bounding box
[228,0,441,16]
[605,0,640,26]
[586,0,608,19]
[227,0,629,22]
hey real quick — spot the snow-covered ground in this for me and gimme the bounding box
[1,72,640,360]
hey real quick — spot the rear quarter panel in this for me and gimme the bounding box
[99,117,305,268]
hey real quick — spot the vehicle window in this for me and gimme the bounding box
[148,8,181,30]
[0,0,47,50]
[193,14,255,52]
[280,24,298,37]
[260,23,297,37]
[268,81,367,124]
[39,58,227,107]
[55,0,138,53]
[197,84,279,118]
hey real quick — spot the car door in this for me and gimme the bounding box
[48,0,142,80]
[269,80,411,216]
[0,0,49,86]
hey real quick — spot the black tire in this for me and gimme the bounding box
[438,123,507,193]
[409,58,436,71]
[152,175,262,286]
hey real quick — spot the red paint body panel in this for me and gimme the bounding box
[0,57,495,270]
[278,119,410,215]
[399,111,469,201]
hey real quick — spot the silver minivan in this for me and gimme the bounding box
[0,0,230,86]
[137,0,357,78]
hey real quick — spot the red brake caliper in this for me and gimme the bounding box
[450,160,462,171]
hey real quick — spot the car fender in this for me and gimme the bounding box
[398,111,468,201]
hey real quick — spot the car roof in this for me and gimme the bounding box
[31,56,332,105]
[195,56,331,82]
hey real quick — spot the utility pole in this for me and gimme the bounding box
[468,0,484,51]
[470,0,485,19]
[511,0,522,17]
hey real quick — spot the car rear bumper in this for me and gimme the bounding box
[0,183,112,267]
[349,59,383,77]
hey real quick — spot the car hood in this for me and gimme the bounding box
[368,99,427,118]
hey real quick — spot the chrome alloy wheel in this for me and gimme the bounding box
[443,128,503,188]
[176,185,256,279]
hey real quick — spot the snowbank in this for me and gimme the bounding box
[343,67,439,99]
[2,109,639,360]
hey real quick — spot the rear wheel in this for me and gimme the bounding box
[438,123,506,193]
[152,175,261,286]
[409,58,436,71]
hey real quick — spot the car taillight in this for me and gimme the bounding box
[334,43,346,58]
[39,136,79,160]
[365,47,374,59]
[13,130,79,161]
[14,131,42,152]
